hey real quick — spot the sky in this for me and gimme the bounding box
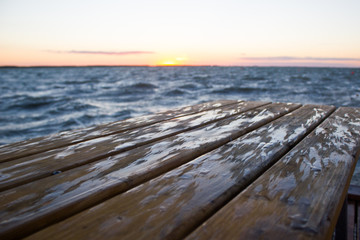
[1,0,360,67]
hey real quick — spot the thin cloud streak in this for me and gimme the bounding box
[239,56,360,62]
[46,50,155,55]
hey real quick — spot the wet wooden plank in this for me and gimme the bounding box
[0,101,269,191]
[0,102,300,239]
[24,105,334,240]
[186,107,360,240]
[0,100,238,163]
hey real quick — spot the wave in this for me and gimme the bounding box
[179,83,200,90]
[192,75,211,81]
[98,83,159,97]
[290,75,311,81]
[5,96,57,111]
[165,89,187,96]
[128,82,158,89]
[242,75,266,81]
[213,86,267,94]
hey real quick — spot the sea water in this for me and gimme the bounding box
[1,66,360,182]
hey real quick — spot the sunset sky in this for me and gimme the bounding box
[1,0,360,67]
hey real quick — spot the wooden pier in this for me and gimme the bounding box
[1,100,360,239]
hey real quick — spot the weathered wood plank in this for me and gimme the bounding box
[0,100,238,163]
[24,105,334,240]
[186,107,360,240]
[0,102,300,239]
[0,101,269,191]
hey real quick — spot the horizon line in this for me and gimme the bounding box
[0,64,359,69]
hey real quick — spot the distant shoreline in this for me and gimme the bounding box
[0,65,358,69]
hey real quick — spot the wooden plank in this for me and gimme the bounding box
[347,200,355,240]
[0,100,238,163]
[0,101,269,191]
[348,185,360,201]
[335,198,347,240]
[358,203,360,240]
[0,102,300,239]
[186,107,360,240]
[24,105,334,240]
[348,185,360,239]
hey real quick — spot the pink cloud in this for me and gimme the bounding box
[239,56,360,62]
[46,50,155,55]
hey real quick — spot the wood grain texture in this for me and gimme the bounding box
[186,107,360,240]
[24,105,334,240]
[0,101,268,191]
[0,100,238,163]
[0,102,300,239]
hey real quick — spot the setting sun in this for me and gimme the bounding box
[161,60,176,66]
[157,56,188,66]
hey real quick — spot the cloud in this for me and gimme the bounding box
[46,50,155,55]
[239,56,360,62]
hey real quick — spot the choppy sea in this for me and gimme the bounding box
[1,66,360,182]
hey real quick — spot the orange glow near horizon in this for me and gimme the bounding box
[161,60,176,66]
[156,57,189,66]
[1,46,360,68]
